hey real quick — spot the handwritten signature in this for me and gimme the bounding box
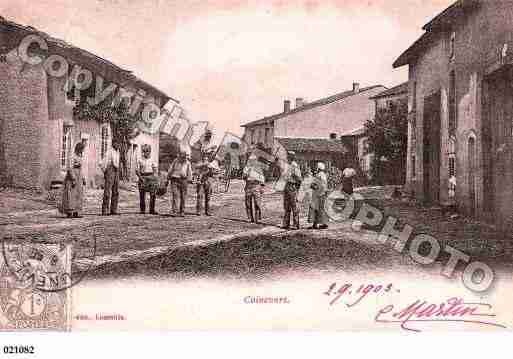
[375,297,506,332]
[324,283,506,332]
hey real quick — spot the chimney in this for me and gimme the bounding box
[329,133,337,140]
[353,82,360,94]
[284,100,291,113]
[295,97,304,109]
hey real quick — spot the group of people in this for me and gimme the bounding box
[59,137,217,219]
[59,135,355,232]
[242,150,355,230]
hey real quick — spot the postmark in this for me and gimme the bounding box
[0,242,72,331]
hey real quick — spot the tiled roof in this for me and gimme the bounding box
[277,137,347,154]
[369,82,408,99]
[241,85,385,128]
[393,0,478,68]
[341,126,365,137]
[0,16,177,105]
[393,31,432,68]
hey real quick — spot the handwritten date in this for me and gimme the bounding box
[324,282,396,307]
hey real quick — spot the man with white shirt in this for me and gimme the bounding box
[167,151,192,217]
[137,144,158,215]
[195,154,215,216]
[281,151,302,230]
[243,154,265,223]
[99,142,120,216]
[193,129,216,160]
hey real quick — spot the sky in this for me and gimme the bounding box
[1,0,454,138]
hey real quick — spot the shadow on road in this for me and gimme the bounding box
[87,231,402,281]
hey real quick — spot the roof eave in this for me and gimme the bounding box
[242,85,386,128]
[0,17,177,108]
[422,1,462,31]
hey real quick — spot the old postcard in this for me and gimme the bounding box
[0,0,513,338]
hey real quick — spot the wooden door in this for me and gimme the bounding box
[423,91,442,204]
[485,67,513,229]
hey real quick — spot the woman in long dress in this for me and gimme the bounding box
[342,167,356,194]
[308,162,329,230]
[61,142,86,218]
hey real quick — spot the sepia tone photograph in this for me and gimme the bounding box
[0,0,512,338]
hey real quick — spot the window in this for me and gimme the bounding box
[449,157,456,177]
[449,32,456,61]
[265,128,270,145]
[449,71,457,134]
[363,139,369,153]
[61,126,72,169]
[411,155,416,179]
[100,125,109,160]
[411,117,417,141]
[448,136,457,177]
[250,129,256,145]
[410,81,417,113]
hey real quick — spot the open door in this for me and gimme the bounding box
[423,91,441,204]
[485,66,513,229]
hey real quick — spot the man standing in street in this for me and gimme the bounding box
[308,162,329,230]
[136,144,158,215]
[193,129,216,161]
[243,154,265,224]
[168,151,192,217]
[196,154,214,216]
[281,151,302,230]
[99,141,120,216]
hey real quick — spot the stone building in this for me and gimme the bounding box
[0,17,175,190]
[340,126,371,178]
[339,82,408,182]
[393,0,513,230]
[274,137,348,175]
[240,83,386,172]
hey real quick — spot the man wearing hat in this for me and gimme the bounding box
[308,162,329,230]
[193,128,216,160]
[281,151,302,230]
[167,151,192,217]
[195,154,215,216]
[136,144,158,215]
[99,141,120,216]
[243,153,265,223]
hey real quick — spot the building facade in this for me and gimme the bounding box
[274,137,348,176]
[241,83,386,171]
[0,18,172,190]
[340,127,371,178]
[339,82,408,182]
[393,0,513,230]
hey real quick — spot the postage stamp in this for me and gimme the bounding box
[0,243,72,331]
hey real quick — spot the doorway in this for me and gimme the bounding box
[484,67,513,228]
[423,91,441,204]
[468,136,476,216]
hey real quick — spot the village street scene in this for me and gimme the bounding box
[2,0,513,333]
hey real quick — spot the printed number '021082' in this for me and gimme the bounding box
[3,345,35,354]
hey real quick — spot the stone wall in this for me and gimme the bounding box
[406,0,513,229]
[0,49,48,190]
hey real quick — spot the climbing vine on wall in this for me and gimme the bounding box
[73,97,149,181]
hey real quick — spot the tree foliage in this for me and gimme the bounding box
[364,100,408,185]
[73,97,148,181]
